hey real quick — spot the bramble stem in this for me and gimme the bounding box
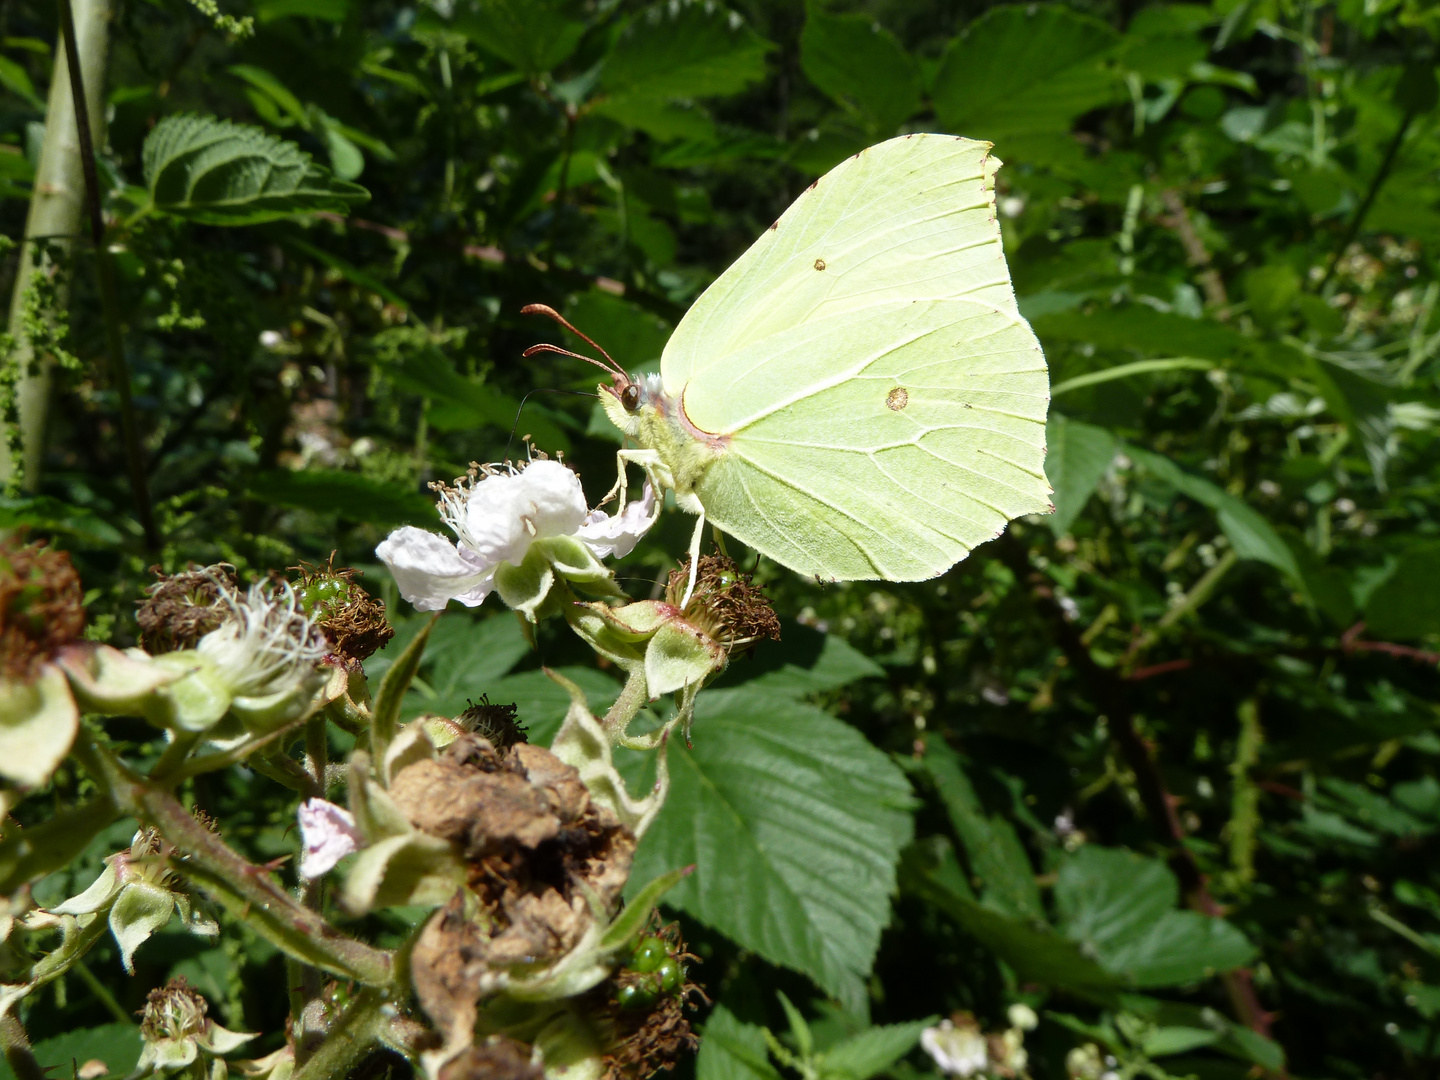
[291,987,390,1080]
[74,737,394,986]
[0,1015,45,1080]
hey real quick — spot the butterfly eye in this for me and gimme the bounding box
[621,383,641,411]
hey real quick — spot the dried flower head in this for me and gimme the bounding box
[290,555,394,663]
[0,537,85,680]
[456,696,527,751]
[140,977,210,1044]
[665,554,780,649]
[404,735,636,1033]
[136,564,237,654]
[195,571,328,700]
[597,920,704,1080]
[438,1038,542,1080]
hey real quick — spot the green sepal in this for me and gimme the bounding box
[57,643,183,716]
[548,668,672,839]
[495,547,556,622]
[145,653,234,733]
[532,1009,605,1080]
[537,535,618,591]
[229,668,325,734]
[339,831,466,915]
[0,665,79,788]
[598,865,693,953]
[645,620,725,698]
[109,879,179,973]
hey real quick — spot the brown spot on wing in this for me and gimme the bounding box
[813,258,826,271]
[886,387,909,411]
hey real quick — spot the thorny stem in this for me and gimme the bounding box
[56,0,160,550]
[998,536,1276,1047]
[0,1015,45,1080]
[72,736,394,987]
[290,986,390,1080]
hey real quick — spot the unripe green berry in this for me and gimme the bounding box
[616,982,657,1010]
[630,936,667,973]
[657,957,683,993]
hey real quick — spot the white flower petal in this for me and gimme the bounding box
[517,460,588,540]
[457,473,533,566]
[298,798,363,880]
[577,481,657,560]
[921,1022,989,1077]
[376,527,494,611]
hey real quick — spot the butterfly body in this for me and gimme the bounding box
[592,133,1052,584]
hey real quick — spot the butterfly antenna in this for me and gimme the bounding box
[504,387,599,459]
[520,303,624,377]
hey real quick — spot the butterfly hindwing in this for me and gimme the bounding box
[690,298,1050,581]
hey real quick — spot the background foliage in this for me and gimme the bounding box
[3,0,1439,1077]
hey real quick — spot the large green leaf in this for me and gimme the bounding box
[1045,415,1118,536]
[901,837,1123,997]
[246,469,434,526]
[623,691,914,1011]
[1055,846,1257,987]
[821,1018,936,1080]
[931,5,1121,146]
[451,0,588,75]
[142,114,368,225]
[1125,447,1300,582]
[697,1005,783,1080]
[598,0,773,130]
[799,6,921,134]
[914,739,1043,919]
[0,1023,142,1080]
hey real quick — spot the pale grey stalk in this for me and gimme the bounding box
[0,0,112,490]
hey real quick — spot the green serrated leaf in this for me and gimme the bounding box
[820,1018,936,1080]
[697,1005,783,1080]
[1056,846,1256,986]
[453,0,588,75]
[602,0,774,102]
[1045,415,1117,536]
[142,114,368,224]
[914,739,1043,920]
[799,6,921,134]
[621,695,913,1011]
[932,4,1121,147]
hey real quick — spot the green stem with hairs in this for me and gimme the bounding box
[291,987,390,1080]
[72,736,394,986]
[0,1015,45,1080]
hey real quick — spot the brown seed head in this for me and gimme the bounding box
[0,537,86,680]
[136,564,236,654]
[665,554,781,648]
[139,977,209,1042]
[290,555,394,664]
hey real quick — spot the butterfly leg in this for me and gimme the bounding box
[607,448,663,513]
[680,511,706,608]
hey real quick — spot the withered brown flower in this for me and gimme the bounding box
[665,554,781,648]
[135,563,236,654]
[290,556,394,664]
[0,537,85,681]
[401,735,636,1036]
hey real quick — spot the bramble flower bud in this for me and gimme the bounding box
[51,829,219,973]
[376,457,652,620]
[132,978,254,1079]
[571,555,779,736]
[297,798,363,880]
[0,538,86,788]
